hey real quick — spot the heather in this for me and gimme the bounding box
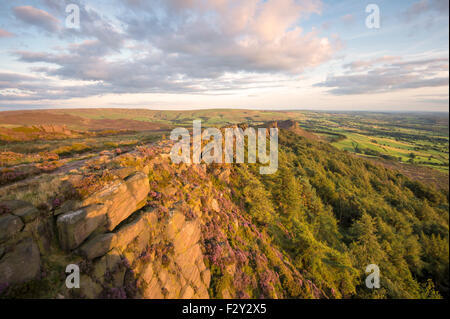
[0,123,448,299]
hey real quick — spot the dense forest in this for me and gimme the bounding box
[227,130,449,298]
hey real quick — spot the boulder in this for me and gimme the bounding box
[33,219,53,255]
[13,206,39,223]
[162,274,182,299]
[54,200,77,216]
[78,233,117,260]
[164,186,178,198]
[141,165,151,175]
[58,172,150,251]
[82,172,150,231]
[142,209,158,226]
[114,213,146,250]
[0,238,41,285]
[0,214,24,242]
[195,285,210,299]
[133,229,151,256]
[0,200,29,212]
[57,204,108,251]
[158,268,182,299]
[175,244,204,289]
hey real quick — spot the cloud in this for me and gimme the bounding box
[31,0,126,50]
[0,72,39,89]
[403,0,449,22]
[13,6,60,33]
[4,0,340,102]
[343,56,401,70]
[121,0,335,74]
[315,56,449,95]
[0,29,14,38]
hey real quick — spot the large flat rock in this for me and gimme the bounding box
[0,237,41,286]
[57,204,108,251]
[57,172,150,251]
[78,233,117,260]
[82,172,150,231]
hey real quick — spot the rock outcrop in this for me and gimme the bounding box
[57,204,108,251]
[0,140,323,299]
[0,142,212,299]
[57,172,150,251]
[82,172,150,231]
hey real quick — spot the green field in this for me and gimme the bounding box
[300,112,449,172]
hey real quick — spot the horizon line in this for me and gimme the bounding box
[0,106,448,114]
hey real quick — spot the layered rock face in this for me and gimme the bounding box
[57,172,150,251]
[70,201,210,299]
[0,141,321,299]
[0,142,212,299]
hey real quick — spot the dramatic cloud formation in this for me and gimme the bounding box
[316,57,449,95]
[121,0,333,75]
[0,0,448,110]
[5,0,340,101]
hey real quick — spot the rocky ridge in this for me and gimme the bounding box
[0,140,322,299]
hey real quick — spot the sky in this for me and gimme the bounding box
[0,0,448,111]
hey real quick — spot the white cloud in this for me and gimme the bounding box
[316,56,449,95]
[6,0,340,102]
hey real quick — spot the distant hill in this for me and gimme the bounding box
[0,108,306,131]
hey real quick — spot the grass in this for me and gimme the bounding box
[0,131,165,160]
[331,132,448,170]
[0,173,65,206]
[301,112,449,172]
